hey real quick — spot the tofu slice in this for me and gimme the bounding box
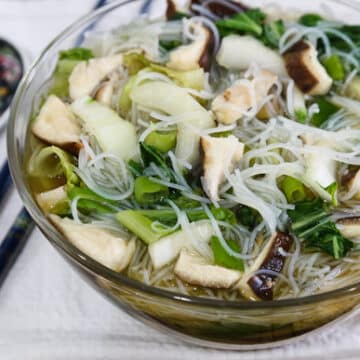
[69,55,123,100]
[49,215,135,272]
[200,135,244,201]
[174,248,242,289]
[212,70,278,124]
[32,95,81,154]
[284,41,333,96]
[237,231,293,301]
[35,185,68,214]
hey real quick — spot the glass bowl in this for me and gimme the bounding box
[7,0,360,349]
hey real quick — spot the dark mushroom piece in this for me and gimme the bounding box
[238,231,293,301]
[341,167,360,201]
[166,22,213,71]
[284,40,332,96]
[192,0,249,18]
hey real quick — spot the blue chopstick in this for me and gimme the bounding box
[0,208,34,287]
[0,162,12,206]
[0,0,108,288]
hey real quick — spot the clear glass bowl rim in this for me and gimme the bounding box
[7,0,360,310]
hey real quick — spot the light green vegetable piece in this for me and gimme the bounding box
[28,145,79,186]
[71,97,137,160]
[131,81,215,165]
[134,176,169,204]
[322,55,345,81]
[144,130,177,153]
[116,210,173,244]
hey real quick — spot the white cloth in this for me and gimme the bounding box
[1,0,360,359]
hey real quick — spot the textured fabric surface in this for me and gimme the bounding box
[1,0,360,359]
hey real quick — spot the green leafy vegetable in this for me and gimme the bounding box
[140,142,173,180]
[135,206,236,226]
[117,210,172,244]
[68,186,117,214]
[288,199,353,258]
[216,9,265,37]
[281,176,308,203]
[58,48,94,61]
[263,20,285,48]
[236,206,261,230]
[322,55,345,81]
[159,39,182,51]
[144,130,177,153]
[128,160,143,177]
[311,97,339,127]
[325,182,338,206]
[49,48,94,98]
[134,176,169,205]
[211,236,244,271]
[299,13,323,27]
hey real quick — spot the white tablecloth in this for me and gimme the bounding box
[1,1,360,358]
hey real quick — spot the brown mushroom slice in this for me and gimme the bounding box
[174,248,242,289]
[342,168,360,200]
[211,70,278,124]
[49,215,135,272]
[166,22,212,71]
[94,81,114,107]
[284,41,332,96]
[35,186,68,214]
[336,217,360,239]
[200,135,244,201]
[32,95,82,154]
[238,231,293,301]
[69,54,123,100]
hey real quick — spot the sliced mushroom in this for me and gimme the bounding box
[49,215,135,272]
[212,70,278,124]
[174,248,242,289]
[200,135,244,201]
[32,95,82,154]
[167,22,212,71]
[69,54,123,100]
[94,81,114,107]
[342,168,360,200]
[336,217,360,239]
[345,76,360,101]
[35,185,68,214]
[148,220,214,269]
[216,35,287,76]
[237,231,293,301]
[284,41,333,96]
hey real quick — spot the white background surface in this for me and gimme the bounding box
[1,0,360,359]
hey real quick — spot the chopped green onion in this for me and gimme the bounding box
[299,13,323,27]
[281,176,307,203]
[134,176,169,205]
[144,130,177,153]
[325,182,338,206]
[211,236,244,271]
[322,55,345,81]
